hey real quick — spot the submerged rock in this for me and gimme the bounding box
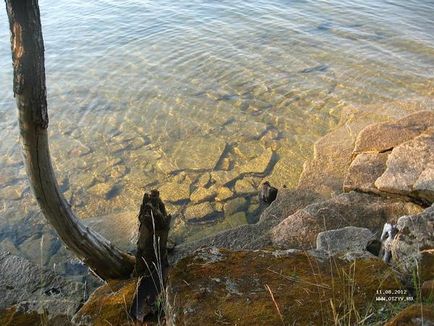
[165,137,226,171]
[190,186,217,203]
[159,179,191,203]
[167,247,401,325]
[215,186,234,202]
[210,170,239,187]
[0,251,84,323]
[170,189,321,262]
[234,177,258,195]
[184,202,216,223]
[223,197,248,216]
[239,148,273,174]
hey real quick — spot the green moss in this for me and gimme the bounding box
[167,249,402,325]
[73,279,138,326]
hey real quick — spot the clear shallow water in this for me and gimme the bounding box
[0,0,433,274]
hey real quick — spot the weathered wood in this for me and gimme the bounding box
[6,0,134,279]
[130,190,171,321]
[134,190,171,276]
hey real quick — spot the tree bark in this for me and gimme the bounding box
[6,0,134,279]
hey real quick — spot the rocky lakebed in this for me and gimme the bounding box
[1,108,434,325]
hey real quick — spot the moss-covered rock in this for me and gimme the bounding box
[167,247,402,325]
[72,279,138,326]
[384,304,434,326]
[0,306,72,326]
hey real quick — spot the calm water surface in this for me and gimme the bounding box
[0,0,433,274]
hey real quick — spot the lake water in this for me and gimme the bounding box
[0,0,433,276]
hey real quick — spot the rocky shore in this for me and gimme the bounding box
[1,109,433,325]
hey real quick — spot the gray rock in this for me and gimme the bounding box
[271,191,422,250]
[375,130,434,204]
[316,226,375,253]
[0,250,84,320]
[19,232,61,266]
[389,205,434,277]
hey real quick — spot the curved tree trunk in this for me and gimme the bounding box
[6,0,134,279]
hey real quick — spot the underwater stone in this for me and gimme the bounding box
[184,202,216,222]
[190,186,217,203]
[223,197,248,216]
[234,178,257,195]
[240,148,273,174]
[166,137,226,171]
[159,180,191,203]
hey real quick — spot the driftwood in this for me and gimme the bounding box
[6,0,134,279]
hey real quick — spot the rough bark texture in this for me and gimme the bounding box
[6,0,134,279]
[134,190,171,276]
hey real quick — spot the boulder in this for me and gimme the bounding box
[298,106,430,198]
[343,152,388,194]
[0,251,84,323]
[384,304,434,326]
[316,226,375,253]
[389,205,434,280]
[167,247,402,325]
[72,279,138,326]
[271,191,422,250]
[353,110,434,154]
[344,111,434,205]
[375,131,434,204]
